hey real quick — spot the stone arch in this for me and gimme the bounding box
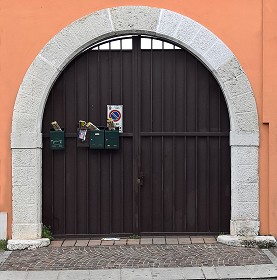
[10,6,259,248]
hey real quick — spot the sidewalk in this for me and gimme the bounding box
[1,237,277,279]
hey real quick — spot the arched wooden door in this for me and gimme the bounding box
[42,36,231,238]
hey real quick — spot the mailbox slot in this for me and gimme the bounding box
[50,129,64,150]
[90,128,105,149]
[105,128,119,150]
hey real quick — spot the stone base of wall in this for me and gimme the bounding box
[7,238,50,250]
[218,235,276,248]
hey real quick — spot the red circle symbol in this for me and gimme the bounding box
[109,110,121,122]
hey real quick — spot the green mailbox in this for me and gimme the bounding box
[105,128,119,150]
[50,129,64,150]
[90,128,105,149]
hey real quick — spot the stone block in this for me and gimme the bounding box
[110,6,160,34]
[157,9,183,37]
[12,166,41,186]
[0,212,7,240]
[68,9,113,46]
[217,234,276,247]
[11,133,43,148]
[13,203,39,224]
[230,220,259,236]
[39,38,69,70]
[204,40,233,70]
[230,131,259,146]
[7,238,50,250]
[18,74,47,98]
[175,17,202,46]
[237,184,259,202]
[12,112,39,133]
[232,146,258,166]
[189,27,218,56]
[13,186,39,205]
[234,111,259,132]
[51,27,82,57]
[13,94,41,115]
[229,92,257,114]
[216,57,245,82]
[224,73,253,98]
[12,149,39,167]
[233,165,258,183]
[25,54,59,84]
[12,223,42,240]
[233,202,258,220]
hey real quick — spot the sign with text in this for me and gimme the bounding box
[107,105,123,133]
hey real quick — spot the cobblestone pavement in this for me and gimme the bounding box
[0,244,271,271]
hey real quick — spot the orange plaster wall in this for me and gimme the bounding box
[262,0,277,236]
[0,0,273,238]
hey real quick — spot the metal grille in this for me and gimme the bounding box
[42,36,230,237]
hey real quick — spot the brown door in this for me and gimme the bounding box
[42,36,230,238]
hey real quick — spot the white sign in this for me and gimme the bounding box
[107,105,123,133]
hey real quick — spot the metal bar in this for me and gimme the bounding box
[132,36,140,234]
[218,86,221,231]
[172,48,176,231]
[161,40,164,231]
[137,35,142,234]
[86,52,89,234]
[97,48,101,233]
[150,37,154,232]
[63,71,66,234]
[184,136,187,231]
[51,90,55,233]
[109,42,112,233]
[139,132,229,137]
[207,136,210,231]
[207,75,211,232]
[195,60,198,232]
[74,59,77,234]
[43,132,229,138]
[120,39,124,233]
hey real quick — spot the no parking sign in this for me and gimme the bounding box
[107,105,123,133]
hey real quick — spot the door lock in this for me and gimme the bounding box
[137,173,144,186]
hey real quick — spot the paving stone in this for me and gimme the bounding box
[50,240,63,247]
[89,269,120,280]
[153,237,166,245]
[88,240,101,246]
[101,240,114,246]
[121,268,152,279]
[204,237,217,244]
[178,237,191,244]
[61,240,76,247]
[140,238,152,245]
[75,240,89,247]
[127,239,140,245]
[166,237,178,245]
[0,271,28,279]
[114,239,127,246]
[27,270,59,280]
[190,237,205,244]
[58,270,90,279]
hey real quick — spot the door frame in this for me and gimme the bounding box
[10,6,259,248]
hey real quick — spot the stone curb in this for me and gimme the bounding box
[0,264,277,279]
